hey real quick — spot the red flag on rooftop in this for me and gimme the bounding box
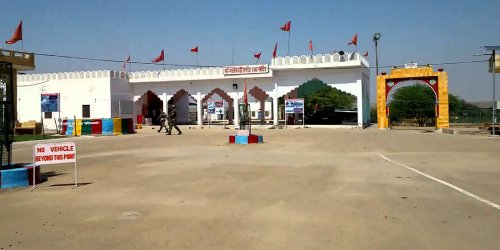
[309,40,313,51]
[272,43,278,58]
[6,20,23,45]
[348,33,358,46]
[243,78,248,105]
[122,56,131,71]
[363,51,368,57]
[191,46,198,53]
[254,52,261,63]
[280,21,291,32]
[152,50,164,63]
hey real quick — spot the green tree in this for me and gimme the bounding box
[389,84,481,126]
[304,87,356,114]
[389,84,436,126]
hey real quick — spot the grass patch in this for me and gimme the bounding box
[14,134,63,142]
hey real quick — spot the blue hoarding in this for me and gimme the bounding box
[41,93,60,112]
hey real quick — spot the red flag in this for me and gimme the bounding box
[243,78,248,105]
[122,56,131,70]
[280,21,291,32]
[272,43,278,58]
[6,20,23,44]
[309,40,313,51]
[191,46,198,53]
[152,50,164,63]
[254,52,261,60]
[348,33,358,46]
[363,51,368,57]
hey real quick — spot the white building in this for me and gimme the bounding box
[17,52,370,129]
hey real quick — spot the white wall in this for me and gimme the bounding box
[17,77,111,130]
[110,78,134,119]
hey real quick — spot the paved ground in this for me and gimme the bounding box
[1,126,499,249]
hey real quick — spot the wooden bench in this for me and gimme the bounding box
[15,120,42,135]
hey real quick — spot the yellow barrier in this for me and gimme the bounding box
[113,118,122,135]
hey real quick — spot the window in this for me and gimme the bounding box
[82,105,90,118]
[44,112,52,119]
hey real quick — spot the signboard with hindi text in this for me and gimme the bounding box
[223,65,269,75]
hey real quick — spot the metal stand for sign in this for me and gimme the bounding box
[73,146,78,189]
[284,98,305,129]
[285,111,288,128]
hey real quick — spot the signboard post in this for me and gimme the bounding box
[208,100,224,126]
[32,142,78,190]
[284,98,305,128]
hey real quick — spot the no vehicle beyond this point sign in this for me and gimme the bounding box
[34,142,76,165]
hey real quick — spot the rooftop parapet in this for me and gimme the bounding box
[271,52,369,69]
[18,52,369,82]
[17,70,128,82]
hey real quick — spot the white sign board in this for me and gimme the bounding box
[207,100,224,115]
[285,98,305,114]
[32,142,78,190]
[34,142,76,165]
[237,130,250,136]
[223,64,269,75]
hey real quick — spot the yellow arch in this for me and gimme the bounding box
[377,67,449,129]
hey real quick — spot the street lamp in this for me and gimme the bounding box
[373,33,382,75]
[481,46,499,136]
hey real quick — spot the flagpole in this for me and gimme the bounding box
[197,52,199,66]
[232,41,235,65]
[22,40,24,51]
[287,31,290,56]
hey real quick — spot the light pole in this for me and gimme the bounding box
[481,46,499,136]
[373,33,382,75]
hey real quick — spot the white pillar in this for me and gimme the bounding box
[166,94,173,116]
[356,79,363,128]
[162,92,167,113]
[273,83,279,125]
[233,91,239,127]
[197,92,202,126]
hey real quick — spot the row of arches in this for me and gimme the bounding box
[135,79,360,126]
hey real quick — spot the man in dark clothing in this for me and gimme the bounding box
[167,105,182,135]
[157,109,168,133]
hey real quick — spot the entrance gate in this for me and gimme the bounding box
[376,66,449,129]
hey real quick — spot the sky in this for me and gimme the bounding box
[2,0,500,101]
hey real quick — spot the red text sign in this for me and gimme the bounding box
[34,142,77,165]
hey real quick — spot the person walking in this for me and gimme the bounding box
[167,105,182,135]
[157,109,168,133]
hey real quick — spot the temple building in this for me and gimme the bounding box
[16,52,370,130]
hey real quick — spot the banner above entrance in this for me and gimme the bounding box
[223,65,269,75]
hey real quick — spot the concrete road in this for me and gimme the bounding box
[1,127,499,249]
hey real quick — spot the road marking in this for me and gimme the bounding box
[379,154,500,210]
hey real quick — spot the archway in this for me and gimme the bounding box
[202,88,234,125]
[376,66,449,129]
[237,86,272,125]
[387,81,437,127]
[134,90,163,125]
[169,89,197,125]
[280,79,357,125]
